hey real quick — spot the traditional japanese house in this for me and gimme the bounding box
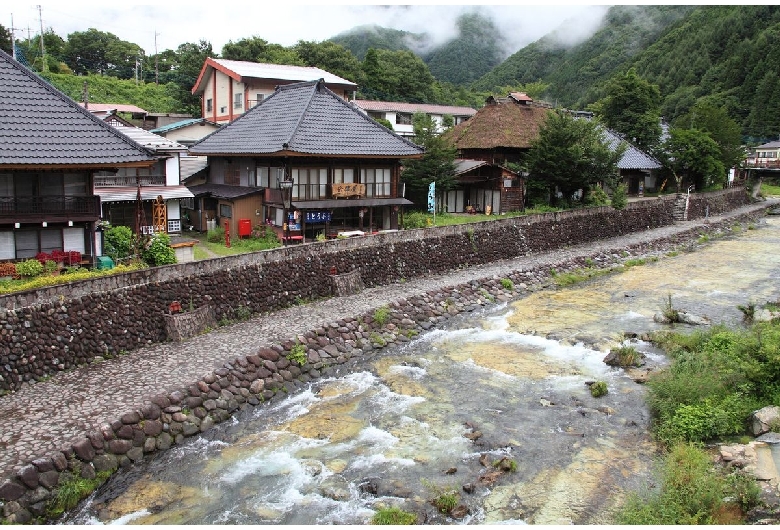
[0,49,154,262]
[188,79,423,241]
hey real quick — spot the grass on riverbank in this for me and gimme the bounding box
[616,442,760,524]
[614,316,780,524]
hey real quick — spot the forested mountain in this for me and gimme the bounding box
[329,25,426,61]
[422,13,505,86]
[627,5,780,142]
[5,5,780,141]
[471,6,694,105]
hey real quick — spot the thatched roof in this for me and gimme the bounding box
[443,99,551,150]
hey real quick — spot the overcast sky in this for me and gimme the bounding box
[7,3,610,59]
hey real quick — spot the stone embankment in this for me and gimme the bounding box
[0,192,771,524]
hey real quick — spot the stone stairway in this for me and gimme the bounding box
[673,193,688,221]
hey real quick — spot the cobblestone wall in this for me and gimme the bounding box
[0,188,749,393]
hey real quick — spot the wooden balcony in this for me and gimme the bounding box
[745,159,780,169]
[0,195,101,220]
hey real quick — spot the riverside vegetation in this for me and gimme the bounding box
[615,308,780,523]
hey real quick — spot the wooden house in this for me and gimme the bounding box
[188,79,423,241]
[0,49,154,262]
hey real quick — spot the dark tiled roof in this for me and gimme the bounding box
[189,80,424,158]
[442,100,551,150]
[602,128,662,170]
[0,49,154,167]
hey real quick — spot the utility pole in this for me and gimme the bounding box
[37,4,46,72]
[154,30,160,84]
[10,14,16,60]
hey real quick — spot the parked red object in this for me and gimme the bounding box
[330,266,337,275]
[169,301,182,313]
[238,219,251,238]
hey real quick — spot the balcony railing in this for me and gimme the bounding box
[94,175,167,187]
[0,196,101,219]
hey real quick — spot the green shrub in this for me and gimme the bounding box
[431,489,458,514]
[584,185,610,206]
[16,259,43,278]
[500,278,514,290]
[207,226,225,243]
[286,341,307,366]
[661,294,680,323]
[44,260,59,274]
[611,183,628,210]
[590,381,608,397]
[141,233,177,266]
[371,506,417,525]
[373,306,391,327]
[611,345,642,367]
[103,225,134,261]
[402,211,431,229]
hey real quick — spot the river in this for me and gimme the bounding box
[64,216,780,525]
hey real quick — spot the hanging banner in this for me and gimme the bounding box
[427,181,435,213]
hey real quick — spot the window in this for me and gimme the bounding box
[257,166,284,188]
[224,166,240,186]
[206,98,213,112]
[234,92,243,109]
[333,168,355,184]
[361,168,391,197]
[396,113,412,125]
[291,168,327,200]
[63,174,88,196]
[14,228,63,259]
[219,203,232,218]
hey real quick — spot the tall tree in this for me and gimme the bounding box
[294,40,363,85]
[526,110,624,207]
[657,128,726,192]
[401,112,457,213]
[0,24,10,55]
[590,68,663,150]
[221,36,303,65]
[674,101,745,171]
[63,29,142,78]
[159,40,215,115]
[360,49,436,102]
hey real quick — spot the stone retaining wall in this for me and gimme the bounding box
[0,188,747,393]
[0,193,763,523]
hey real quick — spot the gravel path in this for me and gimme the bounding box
[0,201,775,480]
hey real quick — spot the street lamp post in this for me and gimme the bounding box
[279,177,293,246]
